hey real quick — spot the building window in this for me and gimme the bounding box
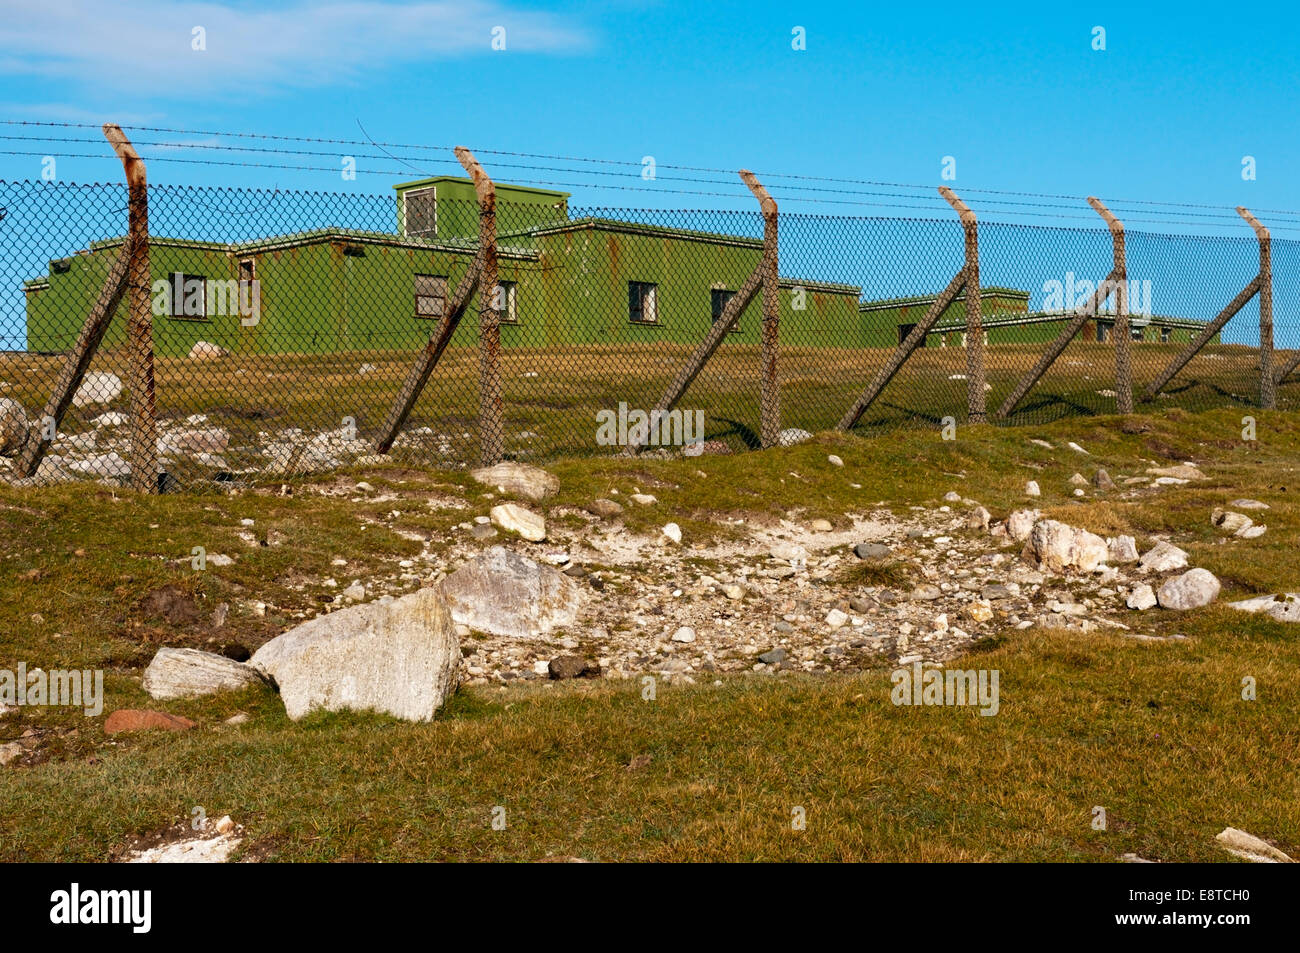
[1160,326,1171,343]
[404,187,437,238]
[629,281,658,325]
[1096,323,1109,343]
[898,323,917,345]
[168,272,208,321]
[710,288,740,331]
[495,281,519,324]
[414,273,448,319]
[1131,325,1144,341]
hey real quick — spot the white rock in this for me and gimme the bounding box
[662,522,682,544]
[825,608,849,629]
[1025,480,1041,497]
[490,503,546,542]
[1107,535,1139,563]
[1139,541,1188,572]
[1006,508,1041,542]
[250,586,459,722]
[1215,828,1294,863]
[1067,442,1089,454]
[777,428,813,446]
[0,398,28,456]
[1126,584,1157,610]
[1237,525,1267,539]
[1229,499,1269,511]
[71,372,122,408]
[342,581,366,602]
[92,411,127,428]
[1157,568,1220,610]
[1228,592,1300,623]
[188,341,230,360]
[630,493,657,505]
[470,462,559,502]
[1211,509,1253,534]
[672,626,696,643]
[827,454,844,467]
[1025,519,1108,573]
[439,546,582,639]
[142,647,267,700]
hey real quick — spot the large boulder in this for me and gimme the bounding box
[250,587,459,722]
[439,545,582,639]
[0,398,28,456]
[72,372,122,408]
[1157,568,1221,610]
[1024,519,1108,573]
[1005,508,1040,542]
[142,647,267,700]
[470,461,559,502]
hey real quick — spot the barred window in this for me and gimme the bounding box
[169,272,208,321]
[415,273,448,319]
[629,281,658,325]
[404,187,437,237]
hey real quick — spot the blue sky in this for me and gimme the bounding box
[1,0,1298,348]
[1,0,1297,228]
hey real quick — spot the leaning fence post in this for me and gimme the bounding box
[740,170,780,448]
[1087,197,1131,414]
[1238,207,1274,410]
[457,146,503,466]
[103,123,158,493]
[939,187,984,423]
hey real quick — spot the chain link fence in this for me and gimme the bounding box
[1,178,1296,489]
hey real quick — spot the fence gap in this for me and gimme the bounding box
[373,146,492,457]
[1143,206,1270,405]
[623,169,778,455]
[837,187,977,432]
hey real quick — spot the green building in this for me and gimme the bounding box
[21,177,1213,355]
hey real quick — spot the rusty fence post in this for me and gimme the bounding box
[939,187,984,422]
[1142,206,1268,403]
[1238,207,1274,410]
[103,123,158,492]
[740,170,780,448]
[997,204,1125,418]
[372,146,493,456]
[1087,197,1131,414]
[624,170,775,456]
[461,146,503,466]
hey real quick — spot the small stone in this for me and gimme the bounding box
[809,518,834,532]
[1147,464,1205,481]
[490,503,546,542]
[342,581,366,602]
[827,454,844,467]
[853,542,891,560]
[104,710,197,734]
[1025,480,1041,497]
[943,491,962,502]
[1006,508,1040,541]
[721,584,745,601]
[758,647,787,665]
[776,429,812,447]
[967,506,991,531]
[909,584,942,602]
[1229,499,1269,511]
[967,600,994,623]
[662,522,682,544]
[1093,469,1115,490]
[671,626,696,643]
[471,522,497,539]
[1211,509,1253,535]
[1238,525,1267,539]
[1069,473,1088,486]
[825,608,849,629]
[587,499,624,518]
[549,655,595,679]
[630,493,657,506]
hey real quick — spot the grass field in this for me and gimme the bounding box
[3,339,1298,483]
[1,405,1298,861]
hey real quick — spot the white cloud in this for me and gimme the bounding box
[0,0,588,93]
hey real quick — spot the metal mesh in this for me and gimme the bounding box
[1,179,1294,489]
